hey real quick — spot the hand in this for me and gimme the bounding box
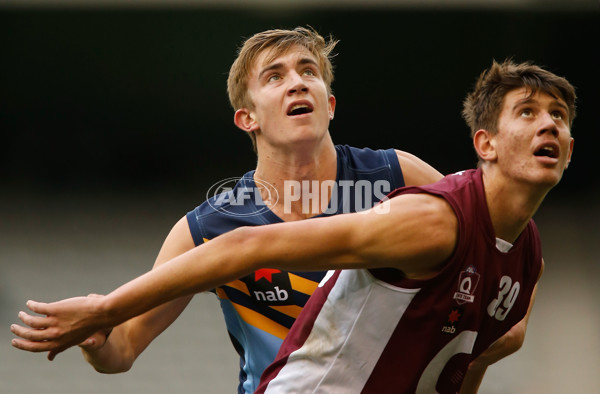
[10,295,107,360]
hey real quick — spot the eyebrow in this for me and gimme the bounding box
[257,57,320,80]
[512,96,569,114]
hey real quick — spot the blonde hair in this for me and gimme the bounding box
[227,27,339,150]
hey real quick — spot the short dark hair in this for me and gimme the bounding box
[462,59,577,138]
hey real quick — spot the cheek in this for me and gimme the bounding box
[504,129,528,150]
[257,102,278,118]
[496,133,526,162]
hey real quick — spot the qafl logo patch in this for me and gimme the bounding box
[453,265,480,305]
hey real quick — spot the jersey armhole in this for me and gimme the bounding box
[383,148,405,189]
[186,210,205,246]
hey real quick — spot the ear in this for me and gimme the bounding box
[328,95,336,120]
[565,137,574,169]
[473,129,497,162]
[234,108,259,132]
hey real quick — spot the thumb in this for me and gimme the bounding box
[47,346,67,361]
[79,336,99,350]
[79,328,113,351]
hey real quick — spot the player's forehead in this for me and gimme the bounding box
[252,45,318,74]
[503,87,567,111]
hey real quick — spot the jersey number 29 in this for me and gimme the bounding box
[487,275,520,321]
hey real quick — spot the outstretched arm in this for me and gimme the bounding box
[11,192,457,356]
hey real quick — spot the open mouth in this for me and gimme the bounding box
[287,103,313,116]
[534,145,559,159]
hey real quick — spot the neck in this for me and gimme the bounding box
[481,166,550,243]
[254,135,337,221]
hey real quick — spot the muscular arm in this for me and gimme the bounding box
[11,193,457,356]
[395,149,443,186]
[459,260,544,393]
[73,151,440,371]
[75,216,196,370]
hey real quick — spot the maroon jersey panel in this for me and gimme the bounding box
[364,169,542,392]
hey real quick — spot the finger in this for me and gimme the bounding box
[11,323,58,342]
[26,300,52,316]
[87,293,104,298]
[17,311,51,329]
[11,337,58,353]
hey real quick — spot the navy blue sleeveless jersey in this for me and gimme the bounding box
[186,145,404,393]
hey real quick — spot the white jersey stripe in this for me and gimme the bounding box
[265,269,420,393]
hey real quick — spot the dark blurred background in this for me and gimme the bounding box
[1,2,598,393]
[1,4,598,196]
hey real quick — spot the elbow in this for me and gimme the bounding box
[82,350,133,374]
[80,330,136,374]
[93,363,131,374]
[86,354,134,374]
[504,323,527,354]
[504,317,528,355]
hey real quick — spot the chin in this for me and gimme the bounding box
[536,172,564,190]
[515,166,562,190]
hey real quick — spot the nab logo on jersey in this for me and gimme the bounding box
[441,306,464,334]
[243,269,294,306]
[453,265,480,305]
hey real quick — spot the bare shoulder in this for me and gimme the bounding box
[357,192,458,277]
[395,149,443,186]
[153,216,196,268]
[386,192,457,236]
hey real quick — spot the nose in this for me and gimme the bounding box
[287,71,308,95]
[537,111,559,137]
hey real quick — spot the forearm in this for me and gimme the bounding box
[459,365,487,394]
[99,227,263,328]
[458,322,525,393]
[12,223,336,355]
[100,217,355,326]
[459,330,522,394]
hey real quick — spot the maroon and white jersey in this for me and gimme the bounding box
[257,168,542,393]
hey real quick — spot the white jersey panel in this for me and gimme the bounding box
[265,269,420,393]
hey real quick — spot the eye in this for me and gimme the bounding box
[303,68,316,77]
[551,111,565,120]
[520,108,533,118]
[267,74,281,82]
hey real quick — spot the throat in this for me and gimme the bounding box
[483,169,546,243]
